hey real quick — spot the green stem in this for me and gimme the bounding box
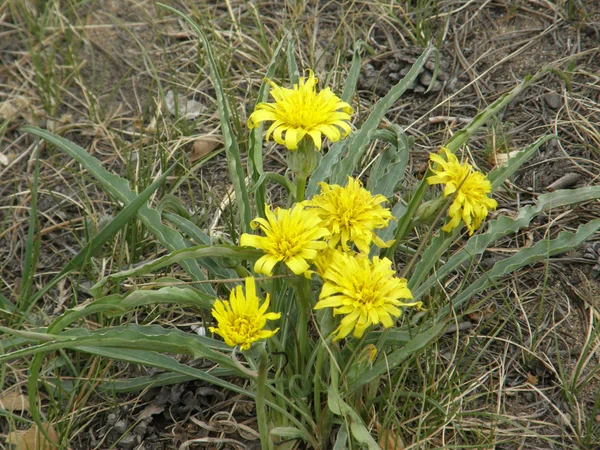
[295,175,307,202]
[257,348,273,450]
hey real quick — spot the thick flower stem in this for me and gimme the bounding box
[256,348,273,450]
[295,175,307,202]
[286,138,319,203]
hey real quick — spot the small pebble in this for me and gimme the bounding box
[543,92,562,109]
[114,419,128,434]
[106,413,118,426]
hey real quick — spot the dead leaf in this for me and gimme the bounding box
[526,372,539,385]
[488,149,522,168]
[190,137,221,162]
[0,390,29,412]
[137,403,164,420]
[375,421,405,450]
[5,423,59,450]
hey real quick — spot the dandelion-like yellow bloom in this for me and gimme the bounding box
[209,277,280,351]
[314,252,421,341]
[304,177,393,253]
[240,204,330,276]
[247,70,354,151]
[427,147,498,235]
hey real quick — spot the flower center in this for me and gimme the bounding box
[233,316,258,338]
[275,236,300,259]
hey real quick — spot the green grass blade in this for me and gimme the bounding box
[248,172,296,197]
[20,125,214,296]
[349,321,448,389]
[327,383,382,449]
[158,4,252,232]
[91,245,261,296]
[286,36,299,85]
[0,292,15,313]
[413,185,600,301]
[162,212,238,281]
[488,134,557,190]
[18,145,41,307]
[76,345,316,443]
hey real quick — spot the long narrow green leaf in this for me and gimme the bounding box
[20,155,178,313]
[248,35,288,219]
[366,125,410,198]
[2,324,317,446]
[0,325,236,369]
[340,40,364,104]
[488,134,557,190]
[330,47,434,185]
[90,245,261,296]
[327,384,380,449]
[248,172,296,197]
[350,321,448,389]
[436,218,600,318]
[159,4,252,232]
[20,126,215,296]
[286,37,299,85]
[75,345,318,447]
[162,212,238,281]
[413,186,600,301]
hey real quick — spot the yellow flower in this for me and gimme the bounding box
[314,252,421,341]
[240,204,330,276]
[209,277,281,351]
[304,177,393,253]
[247,70,354,151]
[427,147,498,235]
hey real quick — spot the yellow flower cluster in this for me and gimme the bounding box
[427,148,498,235]
[248,70,353,151]
[237,177,417,341]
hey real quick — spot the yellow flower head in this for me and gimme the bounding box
[247,70,354,151]
[209,277,281,351]
[240,203,330,276]
[427,147,498,235]
[305,177,394,253]
[314,252,421,341]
